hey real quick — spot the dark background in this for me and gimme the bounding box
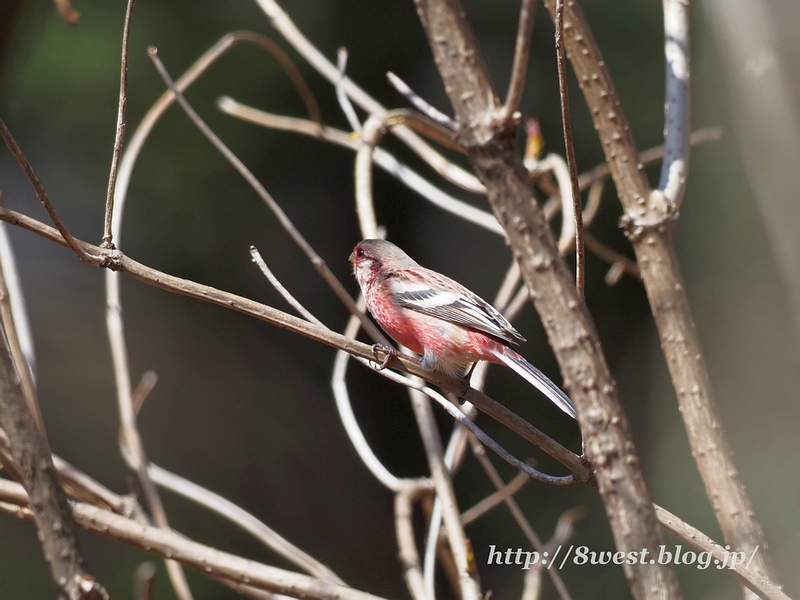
[0,0,799,598]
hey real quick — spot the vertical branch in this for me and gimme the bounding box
[500,0,537,122]
[554,0,584,297]
[395,482,432,600]
[0,325,107,599]
[0,226,42,432]
[541,0,779,593]
[411,0,682,597]
[409,390,482,600]
[102,0,136,248]
[658,0,691,207]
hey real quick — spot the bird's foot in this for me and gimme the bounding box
[371,343,398,371]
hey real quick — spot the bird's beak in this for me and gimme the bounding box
[348,252,355,263]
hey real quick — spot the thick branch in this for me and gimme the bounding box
[0,321,106,598]
[0,480,385,600]
[542,0,778,589]
[412,0,681,597]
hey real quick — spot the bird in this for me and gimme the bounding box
[350,238,577,419]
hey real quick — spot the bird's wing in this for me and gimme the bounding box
[389,271,525,345]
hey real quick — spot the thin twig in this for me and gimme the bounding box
[582,176,604,226]
[386,72,456,130]
[354,110,466,237]
[0,232,43,433]
[336,48,363,132]
[143,461,345,583]
[254,0,487,194]
[114,31,325,251]
[409,389,482,600]
[554,0,584,298]
[131,370,158,416]
[147,46,388,346]
[583,232,641,282]
[102,0,136,249]
[218,98,503,234]
[522,508,583,600]
[395,481,434,600]
[460,470,529,525]
[501,0,538,122]
[0,479,388,600]
[134,562,156,600]
[0,118,103,267]
[0,222,36,384]
[251,246,320,325]
[655,504,790,600]
[332,310,404,491]
[393,375,574,485]
[469,438,572,600]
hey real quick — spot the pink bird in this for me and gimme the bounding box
[350,239,576,419]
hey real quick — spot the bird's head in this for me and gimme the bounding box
[350,239,417,288]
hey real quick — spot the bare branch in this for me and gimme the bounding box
[134,562,156,600]
[0,228,43,433]
[460,470,528,525]
[333,311,404,491]
[147,46,388,346]
[583,232,640,282]
[413,0,679,595]
[654,505,790,600]
[386,72,456,130]
[102,0,136,249]
[469,438,572,600]
[395,482,433,600]
[501,0,537,123]
[251,246,320,325]
[0,222,36,384]
[522,508,583,600]
[336,48,363,132]
[143,462,345,584]
[253,0,486,194]
[576,127,722,191]
[0,118,103,267]
[542,0,777,589]
[219,98,503,234]
[554,0,584,297]
[0,206,591,482]
[658,0,692,207]
[0,479,387,600]
[409,388,481,600]
[114,31,325,251]
[0,326,107,598]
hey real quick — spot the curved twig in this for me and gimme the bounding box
[218,98,503,234]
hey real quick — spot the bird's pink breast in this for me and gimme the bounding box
[365,281,505,370]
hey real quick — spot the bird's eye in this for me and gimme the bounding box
[356,248,365,258]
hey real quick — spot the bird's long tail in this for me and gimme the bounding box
[493,348,577,419]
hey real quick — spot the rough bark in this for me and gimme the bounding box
[412,0,683,597]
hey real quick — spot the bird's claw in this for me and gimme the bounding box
[371,343,397,371]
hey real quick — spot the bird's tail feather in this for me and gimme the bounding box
[493,348,577,419]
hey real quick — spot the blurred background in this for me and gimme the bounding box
[0,0,798,598]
